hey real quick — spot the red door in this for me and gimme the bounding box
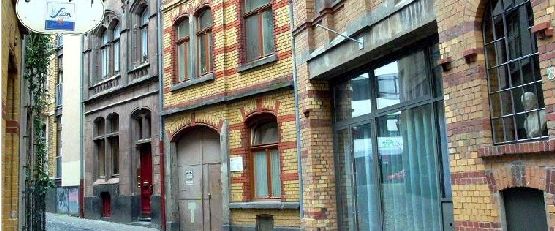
[139,145,153,216]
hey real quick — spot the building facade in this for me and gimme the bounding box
[45,34,83,216]
[436,0,555,229]
[1,0,25,230]
[160,0,299,229]
[82,0,162,227]
[290,0,454,229]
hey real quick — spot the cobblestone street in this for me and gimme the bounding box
[46,213,158,231]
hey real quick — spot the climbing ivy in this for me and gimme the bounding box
[23,32,54,231]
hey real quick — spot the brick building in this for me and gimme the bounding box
[436,0,555,229]
[289,0,555,228]
[1,0,26,230]
[290,0,453,229]
[81,0,162,227]
[160,0,299,229]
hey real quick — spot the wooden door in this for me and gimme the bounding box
[176,128,222,231]
[139,144,153,216]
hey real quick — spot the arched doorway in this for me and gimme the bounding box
[176,127,222,231]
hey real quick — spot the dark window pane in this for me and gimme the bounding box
[262,10,275,55]
[253,122,278,145]
[199,10,212,30]
[335,128,356,230]
[378,106,441,231]
[254,151,268,197]
[503,116,516,141]
[245,0,270,12]
[493,15,505,39]
[352,124,380,231]
[490,92,502,118]
[245,15,260,61]
[500,90,514,115]
[492,118,505,143]
[177,20,189,39]
[334,73,372,121]
[110,137,119,175]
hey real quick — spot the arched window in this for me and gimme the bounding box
[176,18,190,81]
[197,8,213,75]
[140,8,149,63]
[243,0,275,62]
[483,0,546,144]
[101,30,110,79]
[132,109,151,142]
[250,118,281,199]
[113,23,121,74]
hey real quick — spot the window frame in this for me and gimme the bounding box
[196,8,213,75]
[249,119,282,200]
[100,29,110,79]
[482,0,546,145]
[331,43,452,230]
[175,17,191,82]
[139,8,149,64]
[112,23,121,75]
[242,0,275,62]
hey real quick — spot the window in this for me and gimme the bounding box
[197,8,213,75]
[56,35,63,47]
[251,120,281,199]
[243,0,275,62]
[333,47,452,231]
[483,0,546,144]
[56,54,63,107]
[94,118,106,178]
[176,18,190,81]
[107,114,119,176]
[56,116,62,178]
[502,188,548,230]
[256,215,274,230]
[101,30,109,79]
[133,109,151,142]
[113,24,121,74]
[140,8,149,63]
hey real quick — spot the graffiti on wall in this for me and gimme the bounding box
[57,187,79,215]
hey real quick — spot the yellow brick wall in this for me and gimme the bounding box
[2,0,23,230]
[165,89,300,228]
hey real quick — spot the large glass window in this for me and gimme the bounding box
[334,47,451,231]
[483,0,546,144]
[113,24,121,74]
[101,31,109,79]
[243,0,275,62]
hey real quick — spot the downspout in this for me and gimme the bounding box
[156,0,167,229]
[79,35,85,219]
[287,0,304,221]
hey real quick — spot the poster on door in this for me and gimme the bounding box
[185,170,193,185]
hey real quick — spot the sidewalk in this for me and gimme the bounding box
[46,212,159,231]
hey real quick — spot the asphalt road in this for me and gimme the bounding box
[46,212,159,231]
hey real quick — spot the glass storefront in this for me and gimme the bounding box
[334,45,452,231]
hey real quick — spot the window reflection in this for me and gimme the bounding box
[335,73,371,121]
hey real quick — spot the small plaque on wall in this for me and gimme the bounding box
[230,157,243,172]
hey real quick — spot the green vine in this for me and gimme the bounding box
[23,32,54,231]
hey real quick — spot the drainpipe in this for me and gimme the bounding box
[79,35,85,218]
[287,0,304,221]
[156,0,167,229]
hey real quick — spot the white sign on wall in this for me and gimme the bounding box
[230,157,244,172]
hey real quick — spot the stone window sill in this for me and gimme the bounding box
[229,201,300,209]
[237,54,277,73]
[90,74,121,89]
[128,62,150,74]
[478,138,555,157]
[93,177,119,185]
[171,73,215,92]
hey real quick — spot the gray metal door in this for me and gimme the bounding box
[176,127,222,231]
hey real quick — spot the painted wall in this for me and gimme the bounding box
[61,35,82,187]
